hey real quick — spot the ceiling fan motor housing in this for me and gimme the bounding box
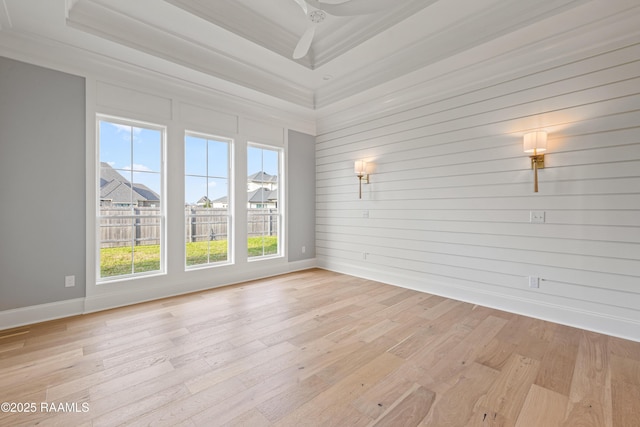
[309,10,326,23]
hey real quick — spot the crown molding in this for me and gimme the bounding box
[67,0,315,108]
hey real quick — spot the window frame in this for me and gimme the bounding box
[184,131,234,270]
[96,115,167,283]
[247,142,284,261]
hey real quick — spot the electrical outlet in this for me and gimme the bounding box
[65,275,75,288]
[302,246,306,254]
[530,211,545,223]
[362,210,369,218]
[528,276,540,289]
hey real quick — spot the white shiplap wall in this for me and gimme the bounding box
[316,35,640,341]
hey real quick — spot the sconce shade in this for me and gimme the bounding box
[523,131,548,153]
[354,160,367,175]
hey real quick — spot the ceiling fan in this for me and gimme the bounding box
[291,0,399,59]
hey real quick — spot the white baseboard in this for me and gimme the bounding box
[0,258,317,331]
[0,298,85,331]
[318,259,640,343]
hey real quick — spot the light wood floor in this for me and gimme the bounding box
[1,269,639,426]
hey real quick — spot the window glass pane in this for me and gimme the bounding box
[133,215,161,273]
[208,140,229,179]
[99,216,133,277]
[184,175,205,207]
[133,127,161,172]
[99,121,131,170]
[133,172,161,208]
[100,164,133,209]
[185,135,207,176]
[208,177,228,205]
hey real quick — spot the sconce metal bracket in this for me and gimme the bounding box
[530,154,545,169]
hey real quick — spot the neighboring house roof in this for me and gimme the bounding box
[100,162,160,203]
[134,183,160,202]
[248,171,277,184]
[212,196,228,204]
[248,187,277,203]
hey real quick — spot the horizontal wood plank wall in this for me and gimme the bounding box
[315,40,640,342]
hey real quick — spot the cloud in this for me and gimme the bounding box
[122,164,152,172]
[107,122,143,143]
[208,181,217,187]
[110,123,142,135]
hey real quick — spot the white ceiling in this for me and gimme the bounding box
[0,0,599,110]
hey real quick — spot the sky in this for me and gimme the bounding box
[99,121,279,205]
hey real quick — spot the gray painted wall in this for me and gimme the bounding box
[0,56,86,310]
[287,130,316,261]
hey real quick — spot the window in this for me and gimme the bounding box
[247,144,282,259]
[98,117,164,280]
[185,133,231,267]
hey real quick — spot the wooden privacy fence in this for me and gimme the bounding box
[100,207,161,248]
[247,209,279,239]
[100,207,278,247]
[185,207,228,243]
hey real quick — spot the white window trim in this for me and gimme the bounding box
[96,114,167,283]
[247,142,285,261]
[184,130,234,270]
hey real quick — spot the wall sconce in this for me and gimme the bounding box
[523,131,547,193]
[354,160,369,199]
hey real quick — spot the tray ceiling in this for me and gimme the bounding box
[1,0,593,110]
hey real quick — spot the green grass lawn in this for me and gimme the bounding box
[101,236,278,277]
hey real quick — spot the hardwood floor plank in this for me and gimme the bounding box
[256,374,330,422]
[475,353,541,425]
[369,384,435,427]
[220,409,272,427]
[534,326,580,396]
[562,332,611,427]
[610,354,640,427]
[314,336,397,385]
[92,383,192,427]
[273,352,404,426]
[475,338,518,371]
[515,384,569,427]
[609,336,640,361]
[352,371,415,420]
[420,362,499,426]
[76,359,212,426]
[126,376,247,427]
[428,315,508,385]
[186,341,297,394]
[378,288,420,307]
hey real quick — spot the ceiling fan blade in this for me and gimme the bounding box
[292,0,308,15]
[305,0,396,16]
[293,26,316,59]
